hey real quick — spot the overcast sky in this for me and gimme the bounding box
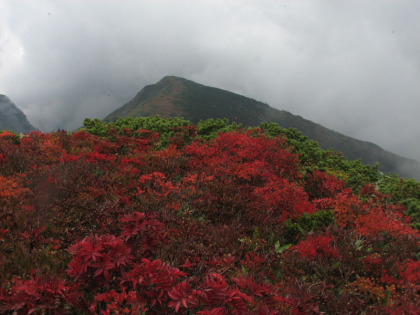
[1,0,419,161]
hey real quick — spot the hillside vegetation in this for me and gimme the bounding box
[104,76,420,179]
[0,117,419,314]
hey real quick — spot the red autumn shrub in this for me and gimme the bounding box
[305,169,350,200]
[294,232,340,261]
[399,259,420,284]
[119,211,167,257]
[252,178,316,222]
[90,289,147,314]
[1,275,82,314]
[119,258,187,311]
[0,126,419,313]
[67,234,133,284]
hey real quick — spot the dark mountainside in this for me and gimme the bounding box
[105,76,420,179]
[0,95,36,133]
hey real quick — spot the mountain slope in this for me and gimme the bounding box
[0,95,36,133]
[105,76,269,125]
[105,76,420,179]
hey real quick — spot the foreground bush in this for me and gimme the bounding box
[0,119,419,314]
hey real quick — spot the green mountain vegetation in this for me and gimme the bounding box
[105,76,420,179]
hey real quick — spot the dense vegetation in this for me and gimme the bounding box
[0,116,419,314]
[104,76,269,126]
[104,76,420,179]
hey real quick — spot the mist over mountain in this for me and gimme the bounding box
[105,76,420,180]
[0,95,36,133]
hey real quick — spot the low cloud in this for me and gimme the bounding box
[0,0,419,161]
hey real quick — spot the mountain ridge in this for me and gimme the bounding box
[0,94,36,133]
[105,76,420,179]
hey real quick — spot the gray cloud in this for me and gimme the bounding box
[0,0,419,161]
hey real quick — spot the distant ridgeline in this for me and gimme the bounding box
[0,95,36,133]
[104,76,420,180]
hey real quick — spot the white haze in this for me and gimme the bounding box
[0,0,419,161]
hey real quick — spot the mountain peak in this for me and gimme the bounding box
[159,75,187,82]
[0,94,15,105]
[105,76,268,125]
[104,76,420,179]
[155,76,192,89]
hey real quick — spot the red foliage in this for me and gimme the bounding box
[400,259,420,284]
[168,281,196,312]
[1,276,82,314]
[305,170,350,200]
[0,128,419,313]
[67,234,133,283]
[294,232,340,261]
[194,273,252,314]
[90,289,146,314]
[253,178,315,222]
[183,130,299,182]
[119,211,167,256]
[355,205,419,239]
[120,258,187,310]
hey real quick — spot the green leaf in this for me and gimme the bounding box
[241,265,248,275]
[297,225,306,235]
[274,241,292,253]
